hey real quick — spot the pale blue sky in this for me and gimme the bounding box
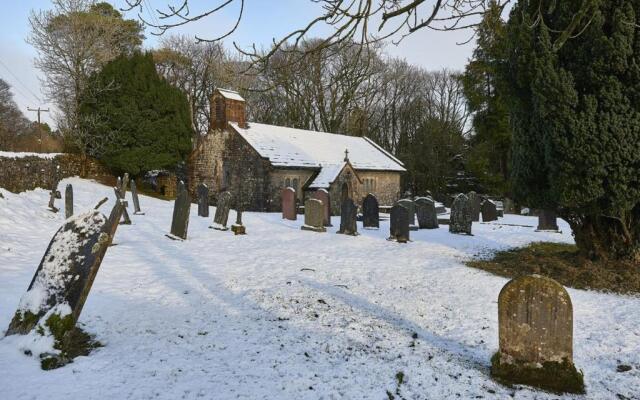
[0,1,477,127]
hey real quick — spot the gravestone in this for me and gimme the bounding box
[492,275,584,393]
[362,193,379,229]
[231,208,246,235]
[211,191,232,230]
[281,187,297,221]
[388,204,410,243]
[503,198,515,214]
[415,197,438,229]
[449,193,472,235]
[197,183,209,218]
[312,189,332,226]
[481,200,498,222]
[537,209,560,232]
[337,198,358,236]
[397,199,418,231]
[130,179,143,215]
[301,199,326,232]
[168,181,191,240]
[48,178,60,213]
[467,191,481,222]
[495,201,504,217]
[65,184,73,219]
[115,174,132,225]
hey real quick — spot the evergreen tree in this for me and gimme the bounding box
[80,52,193,175]
[503,0,640,261]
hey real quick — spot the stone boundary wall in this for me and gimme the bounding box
[0,154,113,193]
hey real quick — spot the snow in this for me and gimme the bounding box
[0,151,62,159]
[230,122,406,172]
[0,178,638,399]
[308,163,346,189]
[217,88,245,102]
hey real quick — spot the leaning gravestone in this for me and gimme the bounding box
[467,191,481,222]
[492,275,584,394]
[281,187,297,221]
[415,197,438,229]
[481,200,498,222]
[5,209,118,369]
[130,179,143,215]
[362,193,379,229]
[65,184,73,219]
[449,193,472,235]
[197,183,209,218]
[337,198,358,236]
[537,209,560,232]
[301,199,326,232]
[312,189,332,226]
[388,204,410,243]
[168,181,191,240]
[397,199,418,231]
[211,191,232,230]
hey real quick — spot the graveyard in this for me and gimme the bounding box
[0,177,638,399]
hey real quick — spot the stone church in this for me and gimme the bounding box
[189,88,405,212]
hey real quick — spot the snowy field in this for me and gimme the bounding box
[0,178,638,400]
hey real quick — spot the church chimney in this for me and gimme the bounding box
[210,88,246,130]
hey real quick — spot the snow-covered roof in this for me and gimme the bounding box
[229,122,406,172]
[308,163,346,189]
[217,88,245,102]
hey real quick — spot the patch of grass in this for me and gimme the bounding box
[467,242,640,295]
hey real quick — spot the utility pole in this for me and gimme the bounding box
[27,107,50,153]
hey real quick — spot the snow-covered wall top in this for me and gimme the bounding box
[230,122,406,172]
[0,151,62,159]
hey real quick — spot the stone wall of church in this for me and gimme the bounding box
[355,171,402,207]
[268,169,316,212]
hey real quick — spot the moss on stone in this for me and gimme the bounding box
[490,352,585,394]
[8,310,41,335]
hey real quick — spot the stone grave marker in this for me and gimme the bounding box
[197,183,209,218]
[467,191,481,222]
[397,199,418,231]
[388,204,410,243]
[211,191,232,231]
[312,189,332,226]
[362,193,379,229]
[503,198,515,214]
[301,199,326,232]
[492,275,584,393]
[337,198,358,236]
[48,175,61,213]
[231,207,246,235]
[113,174,132,225]
[65,184,73,219]
[495,200,504,217]
[168,181,190,240]
[415,197,438,229]
[281,187,297,221]
[449,193,472,235]
[537,209,560,232]
[130,179,143,215]
[481,200,498,222]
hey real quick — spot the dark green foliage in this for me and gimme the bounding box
[80,52,193,176]
[503,0,640,261]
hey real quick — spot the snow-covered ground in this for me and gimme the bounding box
[0,151,61,159]
[0,178,638,400]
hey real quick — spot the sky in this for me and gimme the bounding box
[0,1,478,128]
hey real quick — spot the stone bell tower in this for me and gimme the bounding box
[210,88,246,130]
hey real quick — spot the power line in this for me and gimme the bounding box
[143,0,161,27]
[0,58,42,104]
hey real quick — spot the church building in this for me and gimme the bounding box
[189,89,406,212]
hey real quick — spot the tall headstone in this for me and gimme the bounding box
[168,181,190,240]
[481,200,498,222]
[64,184,73,219]
[211,191,232,230]
[130,179,143,215]
[397,199,418,231]
[467,191,481,222]
[337,198,358,236]
[301,199,326,232]
[312,189,332,227]
[362,193,379,229]
[495,200,504,218]
[388,204,410,243]
[415,197,438,229]
[537,209,560,232]
[197,183,209,218]
[492,275,584,394]
[281,187,297,221]
[449,193,472,235]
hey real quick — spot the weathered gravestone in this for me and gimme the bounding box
[388,204,410,243]
[168,181,191,240]
[397,199,418,231]
[449,194,472,235]
[337,198,358,236]
[415,197,438,229]
[281,187,296,221]
[5,208,121,369]
[481,200,498,222]
[495,201,504,218]
[231,208,246,235]
[537,209,560,232]
[362,193,379,229]
[301,199,326,232]
[65,184,73,219]
[492,275,584,394]
[48,168,61,212]
[467,191,481,222]
[312,189,332,226]
[197,183,209,218]
[114,174,132,225]
[130,179,143,215]
[211,191,232,230]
